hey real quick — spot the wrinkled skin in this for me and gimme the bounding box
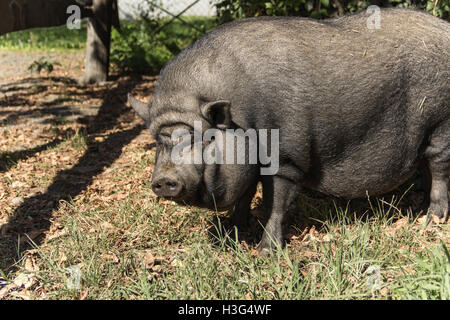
[129,9,449,255]
[149,122,259,211]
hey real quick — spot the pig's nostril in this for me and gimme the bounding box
[152,177,183,198]
[153,183,162,190]
[166,181,177,187]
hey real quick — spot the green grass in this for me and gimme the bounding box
[1,135,448,299]
[0,16,216,51]
[69,129,88,152]
[0,17,217,73]
[0,25,87,50]
[6,186,448,300]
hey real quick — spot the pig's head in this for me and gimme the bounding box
[128,93,259,211]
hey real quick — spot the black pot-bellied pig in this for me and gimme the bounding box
[129,8,449,255]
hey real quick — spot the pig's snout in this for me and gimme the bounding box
[152,175,184,199]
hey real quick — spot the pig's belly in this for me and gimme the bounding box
[303,153,419,199]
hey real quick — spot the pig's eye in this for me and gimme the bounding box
[187,132,195,145]
[172,132,195,146]
[157,132,172,144]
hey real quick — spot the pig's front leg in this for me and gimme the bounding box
[258,174,300,256]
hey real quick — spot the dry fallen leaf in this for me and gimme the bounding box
[24,256,39,272]
[58,252,68,265]
[393,217,408,230]
[171,258,183,268]
[11,181,26,189]
[417,214,446,230]
[99,221,115,232]
[137,250,156,269]
[0,286,10,299]
[102,252,120,264]
[20,229,45,244]
[80,288,89,300]
[12,273,36,290]
[11,197,25,206]
[151,265,162,273]
[306,226,319,242]
[46,228,69,241]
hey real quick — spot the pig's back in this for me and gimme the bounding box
[186,8,449,124]
[159,9,449,197]
[202,10,448,197]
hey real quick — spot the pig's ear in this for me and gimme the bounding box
[128,93,151,124]
[200,100,231,130]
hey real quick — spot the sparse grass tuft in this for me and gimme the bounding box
[68,129,88,151]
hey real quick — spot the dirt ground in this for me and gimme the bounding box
[0,49,157,273]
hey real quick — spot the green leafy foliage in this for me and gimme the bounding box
[213,0,450,23]
[27,57,61,74]
[109,0,216,74]
[109,16,216,74]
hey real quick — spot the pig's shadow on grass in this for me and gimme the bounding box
[206,175,432,250]
[206,207,268,249]
[0,75,149,274]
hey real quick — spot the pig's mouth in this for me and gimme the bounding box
[153,169,233,211]
[157,180,206,205]
[197,181,233,211]
[165,181,231,211]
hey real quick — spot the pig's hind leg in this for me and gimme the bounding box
[423,120,449,223]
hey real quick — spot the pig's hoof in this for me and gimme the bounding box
[257,247,271,258]
[426,213,448,226]
[425,204,448,226]
[256,238,272,257]
[256,238,280,257]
